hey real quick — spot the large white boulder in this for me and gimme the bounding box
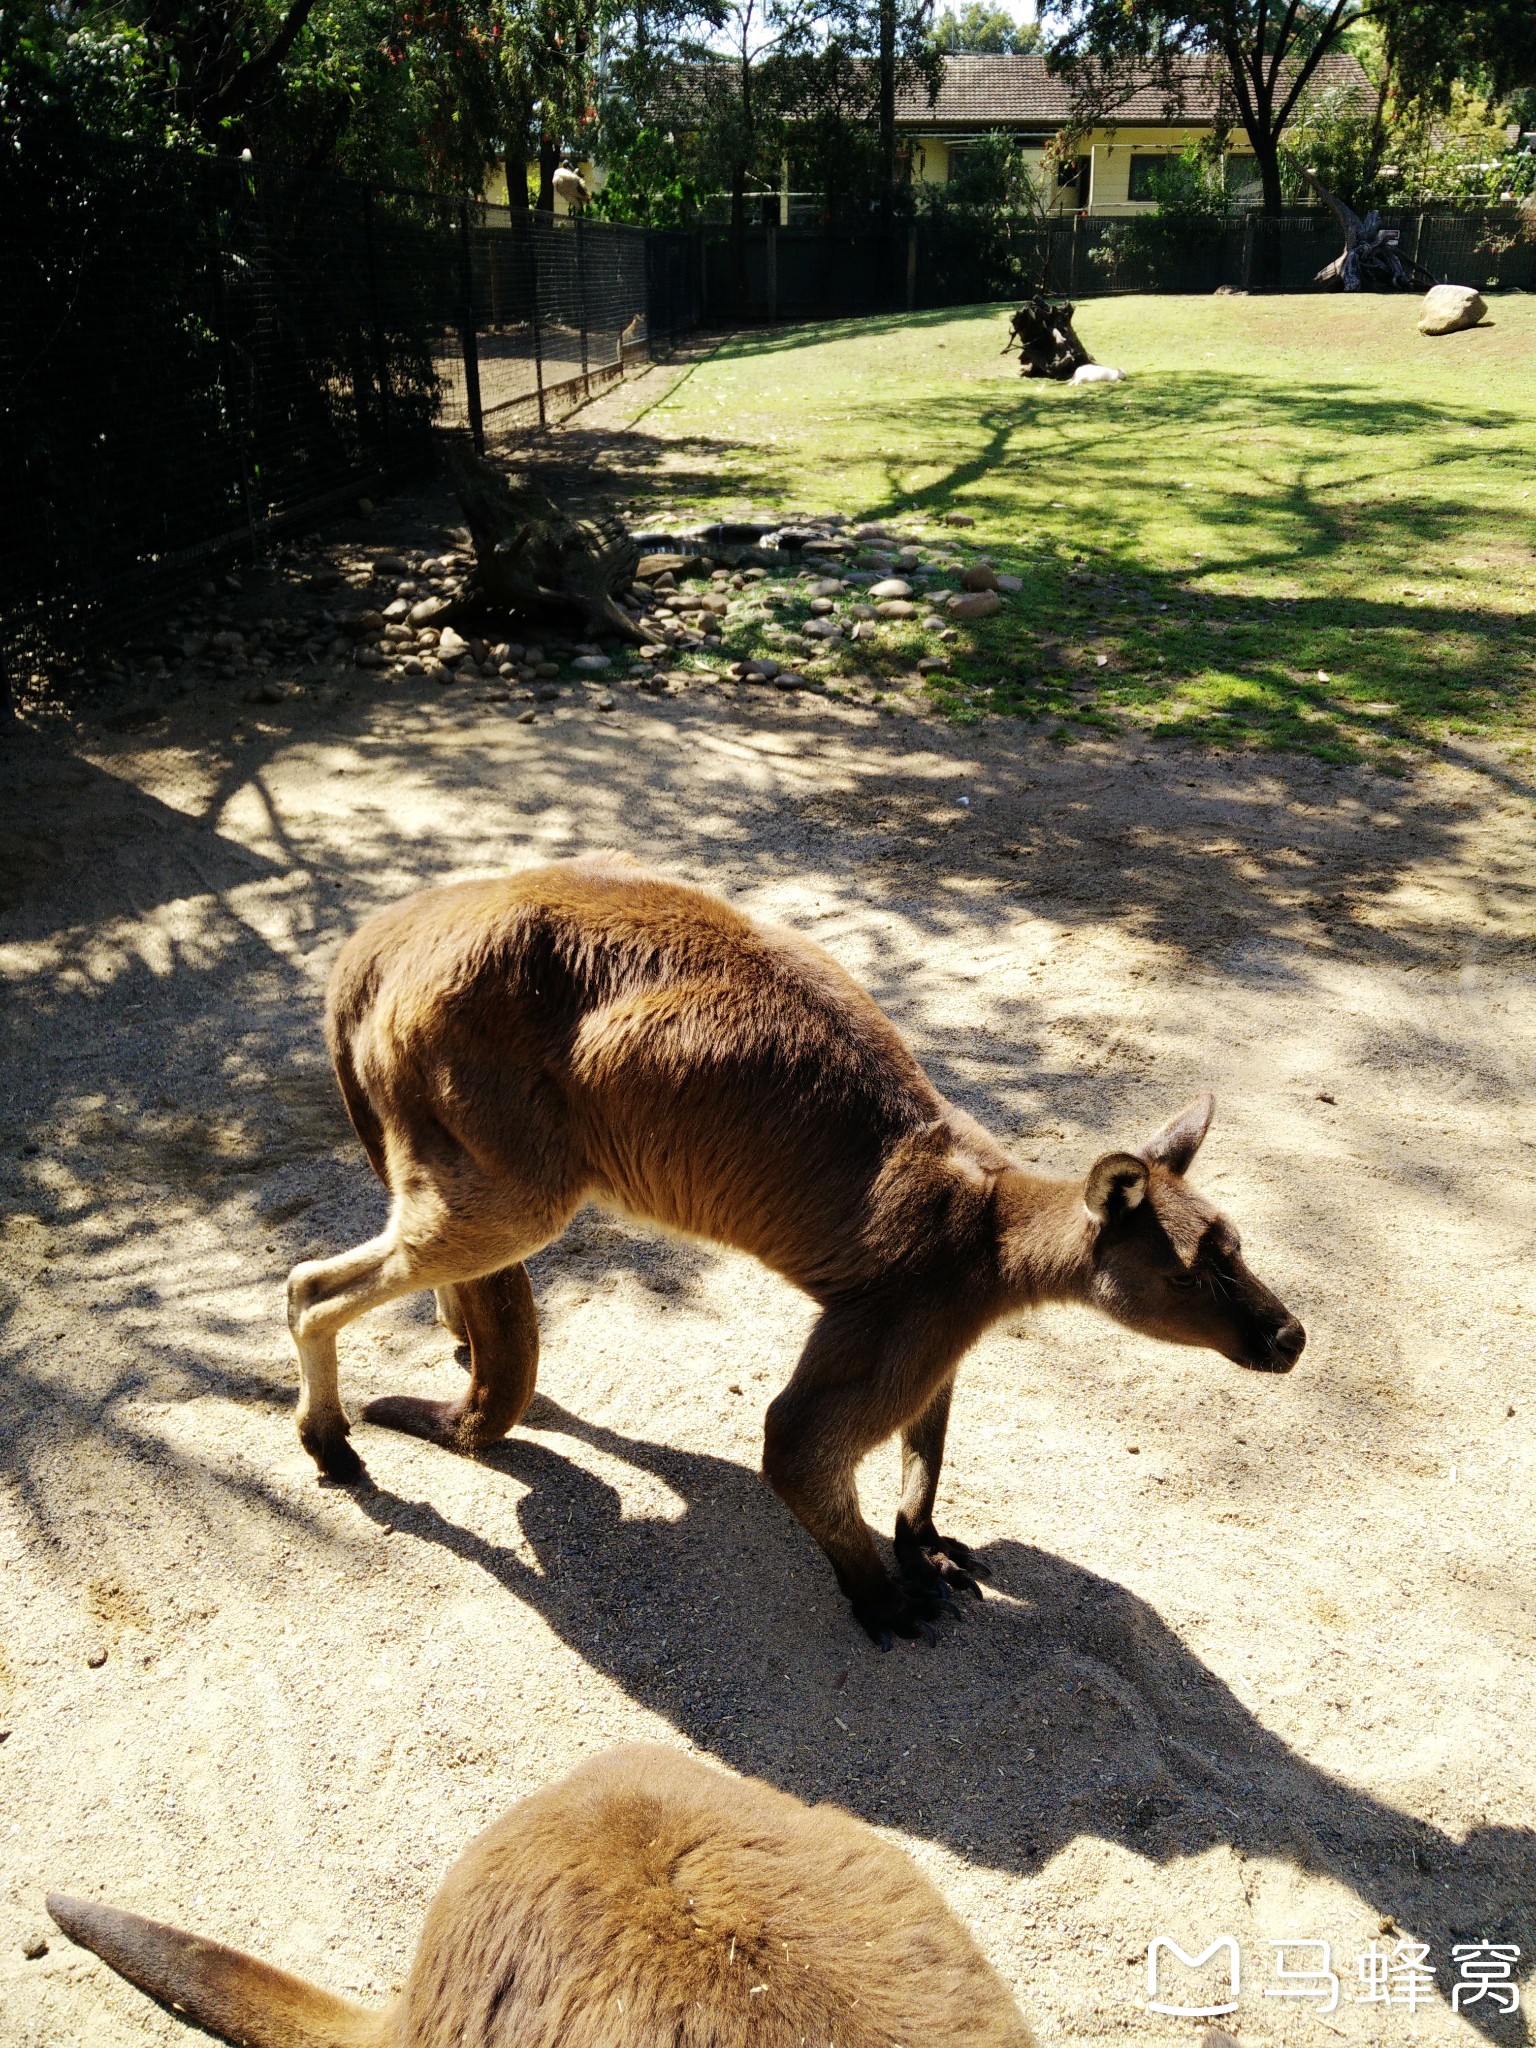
[1418,284,1486,335]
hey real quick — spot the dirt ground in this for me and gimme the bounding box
[2,356,1534,2048]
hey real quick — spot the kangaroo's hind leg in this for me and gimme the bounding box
[365,1261,539,1454]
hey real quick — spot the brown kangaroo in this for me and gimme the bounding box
[48,1743,1035,2048]
[287,857,1304,1644]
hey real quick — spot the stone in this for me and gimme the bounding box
[534,661,560,678]
[869,578,912,600]
[808,597,834,616]
[961,565,1000,592]
[1072,363,1126,383]
[637,553,689,579]
[409,598,449,626]
[810,578,845,597]
[357,497,375,516]
[517,709,537,724]
[86,1645,107,1668]
[425,664,453,685]
[22,1936,48,1961]
[401,656,425,674]
[922,614,946,630]
[948,590,1002,621]
[373,555,409,575]
[802,619,841,639]
[995,573,1023,594]
[534,684,560,701]
[437,627,469,660]
[851,621,877,641]
[849,603,877,620]
[1419,283,1486,334]
[942,511,975,527]
[876,600,918,620]
[774,672,807,690]
[573,654,611,671]
[917,656,950,673]
[595,694,616,711]
[383,598,411,620]
[355,647,386,668]
[209,629,244,652]
[895,548,921,570]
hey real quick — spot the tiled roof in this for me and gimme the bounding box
[896,51,1377,128]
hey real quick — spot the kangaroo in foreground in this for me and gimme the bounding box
[49,1743,1034,2048]
[288,858,1304,1643]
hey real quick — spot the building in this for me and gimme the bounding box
[898,52,1378,215]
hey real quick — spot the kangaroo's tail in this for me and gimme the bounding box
[47,1894,385,2048]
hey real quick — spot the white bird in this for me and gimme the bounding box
[553,166,588,211]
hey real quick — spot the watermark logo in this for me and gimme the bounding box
[1144,1935,1522,2019]
[1146,1936,1241,2017]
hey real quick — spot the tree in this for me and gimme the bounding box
[1047,0,1536,217]
[930,4,1039,55]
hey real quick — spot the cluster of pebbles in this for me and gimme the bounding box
[56,501,1025,730]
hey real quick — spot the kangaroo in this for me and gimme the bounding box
[287,858,1304,1644]
[48,1743,1035,2048]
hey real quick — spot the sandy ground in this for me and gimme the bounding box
[2,360,1534,2048]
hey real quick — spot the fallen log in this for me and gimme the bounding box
[1002,298,1094,380]
[444,446,646,643]
[1304,172,1434,291]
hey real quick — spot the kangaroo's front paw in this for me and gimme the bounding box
[895,1521,989,1602]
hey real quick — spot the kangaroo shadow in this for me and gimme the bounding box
[355,1400,1532,2040]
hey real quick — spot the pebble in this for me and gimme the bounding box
[922,614,946,630]
[961,565,999,593]
[438,628,469,660]
[534,684,560,701]
[917,656,950,673]
[573,655,611,672]
[808,598,834,617]
[595,694,616,711]
[774,672,807,690]
[22,1936,48,1961]
[996,573,1023,594]
[85,1645,107,1668]
[802,619,841,639]
[517,709,537,723]
[373,555,409,576]
[876,600,918,620]
[948,590,1002,621]
[942,511,976,527]
[868,578,912,600]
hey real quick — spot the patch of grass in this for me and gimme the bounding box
[634,296,1536,757]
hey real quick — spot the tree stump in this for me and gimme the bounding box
[1305,174,1433,291]
[1002,298,1094,380]
[444,447,645,644]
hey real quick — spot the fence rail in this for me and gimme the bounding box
[0,147,701,673]
[700,205,1536,320]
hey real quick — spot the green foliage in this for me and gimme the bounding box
[589,121,708,224]
[930,4,1039,55]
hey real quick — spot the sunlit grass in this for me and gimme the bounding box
[635,295,1536,759]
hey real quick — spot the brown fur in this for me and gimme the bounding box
[287,858,1304,1641]
[49,1744,1035,2048]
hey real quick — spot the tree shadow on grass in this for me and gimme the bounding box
[354,1400,1534,2042]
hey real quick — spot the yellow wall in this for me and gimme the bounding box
[908,124,1255,214]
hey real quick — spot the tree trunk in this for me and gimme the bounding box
[537,132,558,212]
[878,0,896,250]
[444,448,645,644]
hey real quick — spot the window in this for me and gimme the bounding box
[1127,154,1169,202]
[1224,154,1263,206]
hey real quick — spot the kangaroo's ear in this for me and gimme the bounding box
[1143,1091,1215,1176]
[1084,1152,1149,1222]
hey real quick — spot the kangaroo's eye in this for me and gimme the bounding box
[1167,1273,1200,1291]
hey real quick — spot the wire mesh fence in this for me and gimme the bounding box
[701,205,1536,319]
[0,146,702,679]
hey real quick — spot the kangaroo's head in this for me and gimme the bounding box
[1080,1093,1305,1372]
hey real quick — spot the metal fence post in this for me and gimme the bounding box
[1240,212,1255,292]
[363,189,392,456]
[1069,212,1082,295]
[457,198,484,452]
[766,222,778,322]
[906,222,917,311]
[576,215,590,395]
[528,214,547,427]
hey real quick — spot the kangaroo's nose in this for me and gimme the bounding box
[1271,1318,1306,1369]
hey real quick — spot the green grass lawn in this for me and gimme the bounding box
[637,295,1536,760]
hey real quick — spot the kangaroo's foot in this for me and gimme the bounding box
[894,1520,990,1604]
[298,1415,368,1487]
[846,1568,949,1652]
[360,1393,503,1456]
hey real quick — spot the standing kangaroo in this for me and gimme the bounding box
[49,1743,1035,2047]
[288,858,1304,1644]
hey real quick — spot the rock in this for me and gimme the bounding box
[534,684,560,702]
[922,614,946,630]
[595,694,616,711]
[802,619,842,639]
[307,569,341,591]
[373,555,409,576]
[209,629,244,652]
[409,598,449,626]
[1419,283,1486,334]
[637,553,689,579]
[517,709,537,724]
[437,627,469,661]
[774,672,807,690]
[948,590,1002,621]
[1072,363,1126,383]
[876,600,918,620]
[808,598,834,617]
[425,664,453,685]
[917,656,950,673]
[851,621,877,641]
[810,578,844,597]
[22,1936,48,1960]
[895,549,921,570]
[357,497,375,516]
[383,599,411,622]
[85,1645,107,1668]
[942,511,975,527]
[869,578,912,600]
[573,654,611,671]
[961,565,999,593]
[354,647,386,669]
[534,662,560,678]
[995,573,1023,594]
[849,603,877,620]
[400,656,425,674]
